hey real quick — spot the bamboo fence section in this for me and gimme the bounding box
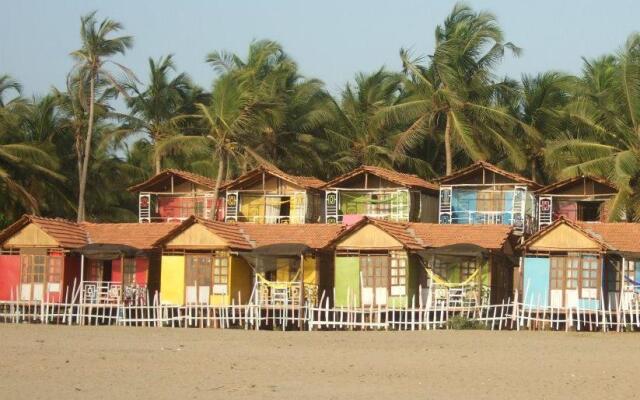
[1,285,640,332]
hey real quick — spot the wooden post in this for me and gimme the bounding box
[300,253,305,331]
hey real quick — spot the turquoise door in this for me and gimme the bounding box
[523,257,550,306]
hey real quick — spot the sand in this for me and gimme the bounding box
[0,325,637,399]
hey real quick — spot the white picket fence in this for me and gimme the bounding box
[2,286,640,332]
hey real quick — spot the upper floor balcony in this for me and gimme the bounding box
[128,169,225,223]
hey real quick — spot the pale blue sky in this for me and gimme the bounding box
[1,0,639,97]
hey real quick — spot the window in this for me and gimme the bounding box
[21,254,46,284]
[580,256,600,298]
[390,254,407,287]
[47,256,63,284]
[566,257,579,289]
[185,255,212,287]
[548,254,600,299]
[360,255,389,289]
[123,258,136,286]
[550,257,564,290]
[433,256,477,283]
[213,254,228,285]
[577,201,602,222]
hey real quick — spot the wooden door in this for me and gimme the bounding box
[20,253,46,301]
[185,255,212,304]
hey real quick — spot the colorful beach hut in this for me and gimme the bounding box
[520,218,640,309]
[0,215,86,302]
[536,176,617,229]
[153,216,254,305]
[128,169,225,222]
[322,165,439,224]
[239,223,344,306]
[221,165,326,224]
[437,161,541,235]
[328,218,424,307]
[79,222,177,303]
[410,223,516,306]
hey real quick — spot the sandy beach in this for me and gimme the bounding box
[0,325,637,399]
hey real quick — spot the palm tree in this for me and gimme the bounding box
[546,34,640,220]
[384,3,526,175]
[0,75,22,107]
[320,68,431,176]
[124,55,193,174]
[513,72,573,182]
[159,73,263,218]
[70,11,133,222]
[206,40,334,177]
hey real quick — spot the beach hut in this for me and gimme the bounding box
[322,165,439,224]
[152,216,254,305]
[519,218,640,309]
[239,224,344,306]
[79,222,177,304]
[409,223,517,306]
[128,169,225,222]
[327,218,516,308]
[536,176,618,229]
[0,215,86,302]
[328,218,424,307]
[220,165,326,224]
[436,161,541,235]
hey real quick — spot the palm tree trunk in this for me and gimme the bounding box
[77,72,96,222]
[210,151,225,221]
[530,158,537,183]
[444,112,453,175]
[154,153,162,175]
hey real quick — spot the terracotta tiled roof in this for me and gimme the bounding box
[154,216,253,250]
[221,164,325,191]
[437,161,541,189]
[579,223,640,254]
[239,223,346,249]
[82,222,179,250]
[536,175,617,194]
[520,218,610,251]
[323,165,438,192]
[408,222,514,250]
[127,169,223,192]
[0,215,88,249]
[327,217,423,250]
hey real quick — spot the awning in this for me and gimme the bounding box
[76,243,141,260]
[419,243,489,258]
[239,243,310,273]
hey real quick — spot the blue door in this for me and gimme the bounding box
[523,257,550,307]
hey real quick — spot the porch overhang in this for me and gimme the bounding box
[76,243,142,260]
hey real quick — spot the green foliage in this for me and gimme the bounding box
[447,315,486,330]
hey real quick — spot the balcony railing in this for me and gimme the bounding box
[81,281,148,305]
[451,210,514,225]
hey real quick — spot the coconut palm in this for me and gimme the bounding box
[546,34,640,220]
[320,68,429,176]
[158,73,263,218]
[124,55,193,174]
[70,11,133,222]
[511,72,574,183]
[384,3,526,175]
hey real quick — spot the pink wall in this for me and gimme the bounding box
[112,259,122,283]
[135,257,148,285]
[0,255,20,301]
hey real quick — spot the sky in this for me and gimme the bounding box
[1,0,639,98]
